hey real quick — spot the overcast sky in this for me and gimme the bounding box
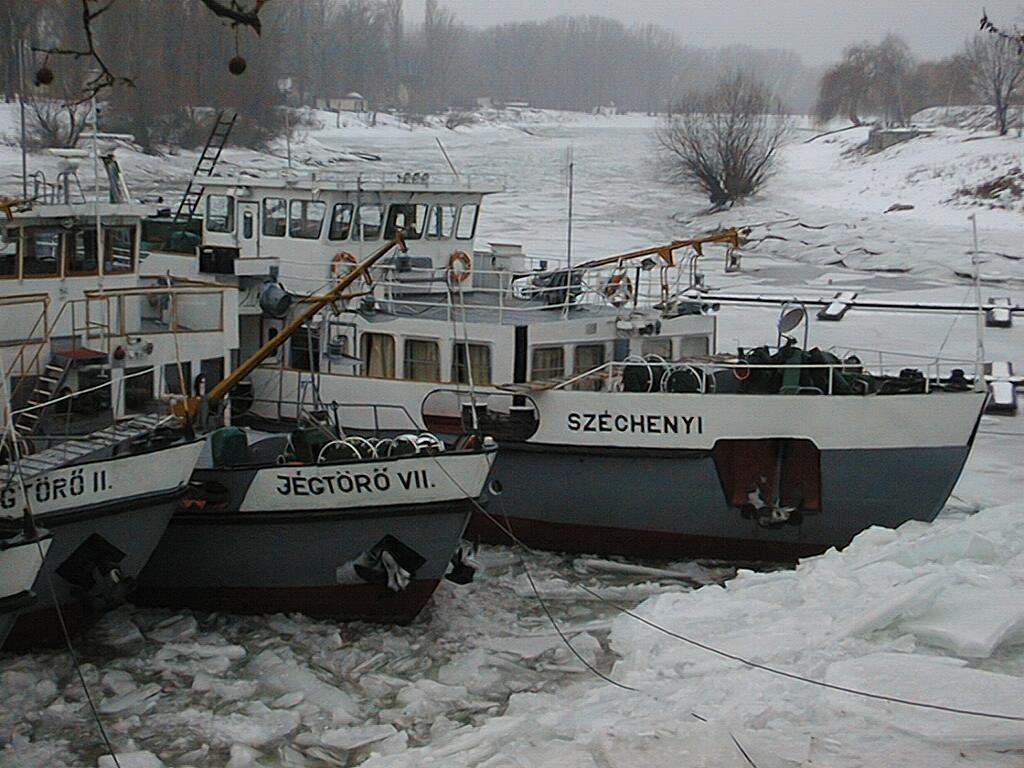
[404,1,1024,64]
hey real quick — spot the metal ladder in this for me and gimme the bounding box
[172,110,238,224]
[12,357,73,438]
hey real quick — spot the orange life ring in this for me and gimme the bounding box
[330,251,356,280]
[447,250,472,284]
[733,362,751,381]
[604,271,633,305]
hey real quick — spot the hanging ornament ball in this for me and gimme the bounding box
[35,66,54,86]
[228,56,247,76]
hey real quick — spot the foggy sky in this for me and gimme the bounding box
[404,1,1024,64]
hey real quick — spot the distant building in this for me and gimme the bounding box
[316,92,367,112]
[475,96,494,109]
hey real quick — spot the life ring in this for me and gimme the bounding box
[330,251,357,280]
[447,250,472,284]
[604,270,633,306]
[733,361,751,381]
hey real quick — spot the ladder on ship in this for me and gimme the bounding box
[12,357,73,438]
[172,110,238,225]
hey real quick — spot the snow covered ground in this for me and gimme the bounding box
[0,106,1022,767]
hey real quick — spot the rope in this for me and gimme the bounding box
[0,410,121,767]
[429,454,1024,724]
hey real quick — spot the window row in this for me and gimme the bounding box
[364,335,492,385]
[0,226,136,279]
[206,196,479,243]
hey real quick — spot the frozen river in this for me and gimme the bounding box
[1,111,1022,767]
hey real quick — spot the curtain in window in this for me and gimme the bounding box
[572,345,606,391]
[363,334,395,378]
[531,347,564,381]
[406,340,440,382]
[454,343,491,385]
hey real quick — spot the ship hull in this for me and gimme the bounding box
[1,441,204,650]
[471,442,973,561]
[136,450,495,623]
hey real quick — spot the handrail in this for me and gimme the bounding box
[550,355,971,395]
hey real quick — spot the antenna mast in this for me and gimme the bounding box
[566,145,574,269]
[969,214,985,392]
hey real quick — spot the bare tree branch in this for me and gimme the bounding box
[198,0,268,35]
[34,0,133,104]
[33,0,270,103]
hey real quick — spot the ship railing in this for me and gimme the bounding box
[371,262,668,321]
[552,353,974,396]
[247,395,420,434]
[207,170,507,192]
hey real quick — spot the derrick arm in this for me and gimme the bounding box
[576,229,744,270]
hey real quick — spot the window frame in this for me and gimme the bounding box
[65,228,100,277]
[360,332,396,379]
[425,204,456,240]
[328,203,355,241]
[355,203,384,241]
[452,341,492,385]
[22,227,64,279]
[288,199,327,240]
[262,197,287,238]
[455,204,479,240]
[0,227,20,279]
[205,194,235,234]
[385,204,427,241]
[530,345,565,382]
[102,225,136,276]
[571,343,606,391]
[403,338,441,382]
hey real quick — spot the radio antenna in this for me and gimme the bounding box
[435,137,459,178]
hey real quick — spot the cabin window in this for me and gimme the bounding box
[456,204,479,240]
[572,344,606,391]
[361,332,395,378]
[262,198,287,237]
[290,324,320,371]
[404,339,440,382]
[678,335,709,359]
[452,342,491,385]
[385,204,427,240]
[205,195,235,233]
[356,204,383,241]
[641,338,672,359]
[425,204,456,239]
[0,228,17,278]
[23,227,62,277]
[242,211,254,239]
[328,203,354,240]
[66,228,99,276]
[164,362,192,396]
[126,367,154,411]
[103,226,135,275]
[531,346,564,382]
[289,200,326,239]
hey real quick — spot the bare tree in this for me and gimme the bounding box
[658,73,789,209]
[815,36,916,125]
[27,97,90,147]
[966,33,1024,135]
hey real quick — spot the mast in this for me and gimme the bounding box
[969,214,985,392]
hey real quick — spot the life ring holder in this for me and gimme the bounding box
[604,269,634,306]
[447,250,472,285]
[331,251,372,286]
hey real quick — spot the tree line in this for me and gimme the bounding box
[3,0,819,150]
[815,33,1023,134]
